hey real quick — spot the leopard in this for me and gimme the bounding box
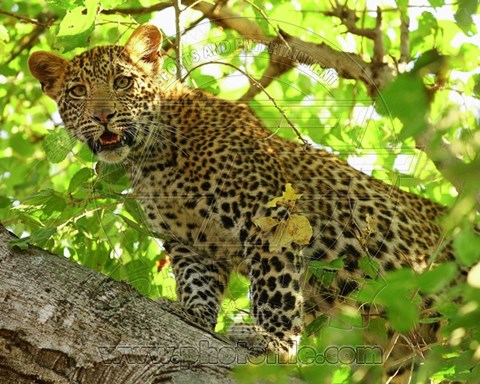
[28,24,457,382]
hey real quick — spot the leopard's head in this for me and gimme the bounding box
[28,24,164,163]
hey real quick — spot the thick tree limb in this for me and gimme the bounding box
[0,225,243,383]
[180,0,394,97]
[182,0,267,41]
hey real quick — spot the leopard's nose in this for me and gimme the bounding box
[92,111,116,125]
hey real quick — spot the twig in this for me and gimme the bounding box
[102,2,173,15]
[324,2,389,86]
[5,15,56,65]
[326,2,386,66]
[302,4,458,14]
[325,1,376,39]
[173,0,183,81]
[372,7,385,65]
[181,15,207,34]
[0,10,46,26]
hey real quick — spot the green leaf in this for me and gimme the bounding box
[42,129,75,163]
[0,25,9,53]
[69,167,94,193]
[118,214,153,237]
[10,133,35,157]
[310,256,345,271]
[123,259,155,296]
[43,194,67,215]
[124,198,147,225]
[269,2,303,35]
[453,229,480,266]
[8,238,30,251]
[31,227,56,245]
[358,256,380,278]
[395,0,408,12]
[191,74,219,95]
[0,25,9,42]
[23,189,66,215]
[24,189,57,206]
[304,314,328,336]
[417,12,439,38]
[96,162,127,184]
[387,299,419,332]
[418,262,458,294]
[413,49,446,75]
[57,0,99,51]
[8,227,57,250]
[98,0,125,8]
[454,0,478,36]
[473,74,480,98]
[377,74,429,140]
[17,212,43,229]
[46,0,81,11]
[428,0,445,6]
[356,279,387,303]
[0,195,11,208]
[376,269,419,332]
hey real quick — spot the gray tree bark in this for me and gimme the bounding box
[0,224,246,383]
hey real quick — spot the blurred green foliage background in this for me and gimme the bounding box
[0,0,479,382]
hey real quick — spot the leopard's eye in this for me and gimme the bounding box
[114,76,133,90]
[69,84,87,99]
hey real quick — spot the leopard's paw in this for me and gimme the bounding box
[228,323,298,363]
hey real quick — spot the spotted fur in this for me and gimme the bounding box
[29,24,455,381]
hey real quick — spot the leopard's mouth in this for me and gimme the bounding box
[88,131,134,154]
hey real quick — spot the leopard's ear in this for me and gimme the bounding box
[28,51,68,101]
[125,24,163,73]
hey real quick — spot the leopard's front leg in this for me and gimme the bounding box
[166,242,229,330]
[229,241,305,360]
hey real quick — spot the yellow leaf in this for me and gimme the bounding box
[268,215,313,252]
[361,214,377,244]
[365,214,377,233]
[283,183,302,201]
[266,196,284,208]
[269,222,292,252]
[253,217,279,232]
[266,183,302,208]
[286,214,313,245]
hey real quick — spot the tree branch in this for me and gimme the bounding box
[102,2,173,15]
[173,0,183,81]
[372,7,385,65]
[179,0,393,96]
[100,0,393,95]
[0,10,46,26]
[181,0,267,41]
[3,13,56,65]
[0,225,243,383]
[399,8,410,65]
[324,2,377,40]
